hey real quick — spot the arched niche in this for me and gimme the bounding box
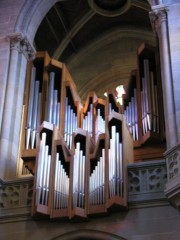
[51,229,127,240]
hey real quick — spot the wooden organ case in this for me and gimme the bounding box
[123,43,166,161]
[20,51,133,220]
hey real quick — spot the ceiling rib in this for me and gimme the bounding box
[53,9,95,59]
[45,16,60,44]
[54,5,77,53]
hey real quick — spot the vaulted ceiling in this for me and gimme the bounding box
[34,0,156,100]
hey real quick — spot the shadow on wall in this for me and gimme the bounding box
[51,229,127,240]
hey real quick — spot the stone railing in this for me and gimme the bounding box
[128,159,168,207]
[0,160,169,221]
[0,177,33,221]
[164,143,180,209]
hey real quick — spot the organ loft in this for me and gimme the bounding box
[1,1,180,240]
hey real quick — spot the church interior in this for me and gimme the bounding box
[1,0,180,239]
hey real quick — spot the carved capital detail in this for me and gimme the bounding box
[149,7,168,33]
[7,33,36,60]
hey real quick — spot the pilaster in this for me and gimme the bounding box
[149,6,178,150]
[0,33,35,180]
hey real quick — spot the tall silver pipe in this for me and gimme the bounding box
[45,154,51,206]
[26,67,36,149]
[54,153,59,209]
[134,88,138,140]
[47,72,55,123]
[119,143,123,196]
[144,59,152,130]
[36,132,46,205]
[73,142,80,208]
[41,145,49,205]
[64,98,68,141]
[52,90,58,125]
[27,67,36,128]
[31,81,40,149]
[102,149,105,203]
[36,92,42,132]
[116,132,120,196]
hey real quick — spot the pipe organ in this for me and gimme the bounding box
[124,43,165,152]
[123,43,165,161]
[20,41,165,219]
[20,51,133,220]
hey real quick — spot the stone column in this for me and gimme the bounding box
[149,7,178,149]
[0,33,35,179]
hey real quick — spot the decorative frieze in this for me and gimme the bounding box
[0,178,33,220]
[7,32,35,60]
[128,160,168,207]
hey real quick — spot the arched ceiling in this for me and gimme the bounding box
[34,0,156,101]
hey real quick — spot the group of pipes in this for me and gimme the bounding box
[45,72,60,128]
[108,126,123,198]
[36,132,51,206]
[82,104,93,136]
[89,149,105,206]
[124,59,159,139]
[26,69,61,150]
[35,129,124,209]
[141,59,159,135]
[54,153,69,209]
[124,88,138,141]
[26,67,42,149]
[64,97,77,148]
[72,142,86,208]
[95,108,105,141]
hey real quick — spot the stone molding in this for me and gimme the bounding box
[149,6,169,34]
[7,32,36,60]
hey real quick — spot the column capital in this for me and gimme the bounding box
[7,32,36,60]
[149,6,169,34]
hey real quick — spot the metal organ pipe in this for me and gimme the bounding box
[45,72,61,127]
[141,59,159,135]
[83,104,93,136]
[31,81,40,149]
[26,70,62,150]
[73,142,86,208]
[108,126,123,198]
[64,97,77,148]
[36,132,51,206]
[26,68,42,149]
[95,108,105,140]
[54,153,69,209]
[89,148,105,206]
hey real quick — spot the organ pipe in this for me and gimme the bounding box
[141,59,160,135]
[25,54,133,220]
[108,126,123,198]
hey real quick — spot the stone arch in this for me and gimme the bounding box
[51,229,127,240]
[14,0,62,45]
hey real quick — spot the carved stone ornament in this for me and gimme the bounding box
[149,7,168,33]
[7,32,36,60]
